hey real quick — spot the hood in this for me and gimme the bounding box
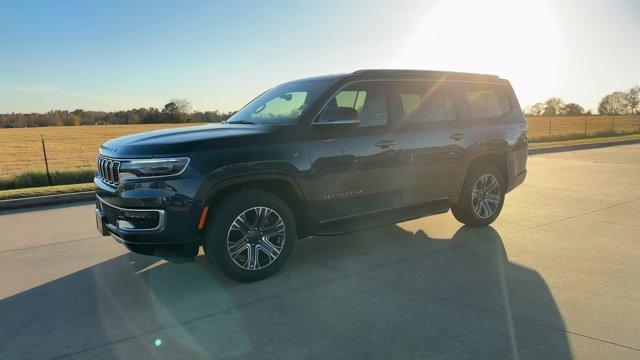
[99,123,277,158]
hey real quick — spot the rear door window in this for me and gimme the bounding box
[461,85,511,119]
[396,83,456,123]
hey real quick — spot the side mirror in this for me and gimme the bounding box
[315,107,359,127]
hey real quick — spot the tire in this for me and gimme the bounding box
[203,189,296,282]
[451,163,505,227]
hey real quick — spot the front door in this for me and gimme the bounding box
[309,82,402,221]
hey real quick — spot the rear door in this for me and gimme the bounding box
[394,81,468,204]
[309,81,403,221]
[455,81,525,184]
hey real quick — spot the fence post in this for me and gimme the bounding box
[41,134,52,185]
[548,117,552,138]
[611,116,615,133]
[584,116,588,137]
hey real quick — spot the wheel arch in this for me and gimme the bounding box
[199,174,309,238]
[456,150,511,199]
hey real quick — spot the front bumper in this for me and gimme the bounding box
[94,171,205,246]
[97,195,166,233]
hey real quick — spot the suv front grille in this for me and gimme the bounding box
[97,156,121,185]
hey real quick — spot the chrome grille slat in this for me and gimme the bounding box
[113,162,120,183]
[96,155,121,186]
[107,160,113,183]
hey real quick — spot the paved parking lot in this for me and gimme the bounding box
[1,144,640,359]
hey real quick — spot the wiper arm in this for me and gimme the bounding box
[227,119,256,124]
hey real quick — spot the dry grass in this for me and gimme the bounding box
[0,123,204,181]
[0,183,95,200]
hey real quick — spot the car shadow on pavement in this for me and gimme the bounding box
[0,225,571,359]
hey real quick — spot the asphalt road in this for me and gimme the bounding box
[2,144,640,360]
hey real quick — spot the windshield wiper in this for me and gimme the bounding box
[227,120,256,125]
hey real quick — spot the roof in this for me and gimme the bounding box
[286,69,506,87]
[351,69,503,82]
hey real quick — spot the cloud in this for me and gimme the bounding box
[12,84,157,106]
[15,85,54,94]
[57,89,156,104]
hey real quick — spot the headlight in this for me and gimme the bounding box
[119,157,190,178]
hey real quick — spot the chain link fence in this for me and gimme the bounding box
[527,115,640,140]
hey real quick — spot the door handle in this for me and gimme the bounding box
[374,139,397,148]
[449,132,467,141]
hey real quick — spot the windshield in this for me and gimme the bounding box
[227,79,334,124]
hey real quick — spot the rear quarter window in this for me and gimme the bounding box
[462,85,511,119]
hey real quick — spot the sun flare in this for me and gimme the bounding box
[395,0,559,106]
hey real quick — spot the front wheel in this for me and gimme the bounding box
[451,163,505,227]
[203,189,296,282]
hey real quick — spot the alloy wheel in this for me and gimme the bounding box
[226,207,286,270]
[471,174,501,219]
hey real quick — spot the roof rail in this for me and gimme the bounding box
[351,69,501,80]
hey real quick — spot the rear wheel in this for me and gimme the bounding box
[203,189,296,282]
[451,163,505,226]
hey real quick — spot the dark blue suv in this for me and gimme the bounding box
[95,69,528,281]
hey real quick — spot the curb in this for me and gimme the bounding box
[0,191,95,211]
[528,138,640,155]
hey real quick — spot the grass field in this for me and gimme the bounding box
[0,116,639,189]
[0,123,204,184]
[0,183,95,200]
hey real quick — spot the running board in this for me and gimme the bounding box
[313,199,450,236]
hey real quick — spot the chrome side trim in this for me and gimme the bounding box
[96,195,166,233]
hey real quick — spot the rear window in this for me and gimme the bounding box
[462,85,511,119]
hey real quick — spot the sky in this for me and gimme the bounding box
[1,0,639,113]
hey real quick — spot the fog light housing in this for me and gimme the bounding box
[117,210,164,231]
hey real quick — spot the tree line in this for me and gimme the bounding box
[0,99,236,128]
[525,85,640,116]
[3,87,640,128]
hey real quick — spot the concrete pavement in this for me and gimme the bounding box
[1,144,640,359]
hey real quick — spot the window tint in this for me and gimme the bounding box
[228,79,334,124]
[398,85,456,123]
[250,91,308,120]
[319,84,388,127]
[334,90,366,110]
[462,86,511,119]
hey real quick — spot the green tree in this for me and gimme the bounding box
[67,113,80,126]
[163,101,180,115]
[542,97,565,116]
[626,86,640,114]
[598,91,630,115]
[524,102,545,116]
[170,98,192,114]
[562,103,585,116]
